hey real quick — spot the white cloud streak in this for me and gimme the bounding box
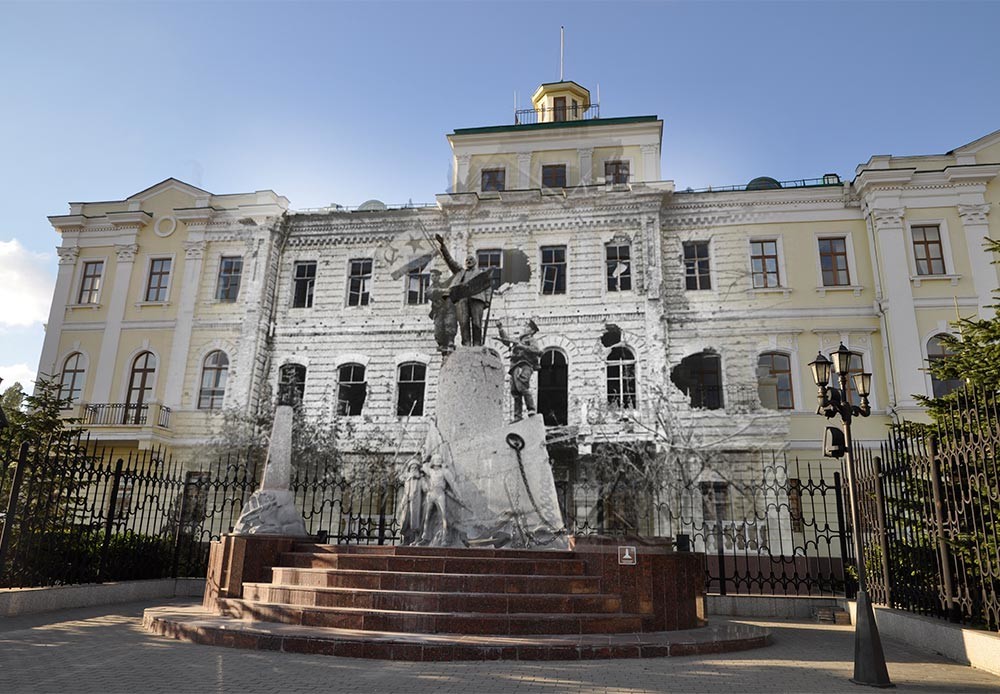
[0,239,54,328]
[0,362,36,390]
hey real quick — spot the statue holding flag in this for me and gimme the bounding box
[435,234,493,346]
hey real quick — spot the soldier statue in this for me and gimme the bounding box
[496,318,542,421]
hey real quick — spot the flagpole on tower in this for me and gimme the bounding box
[559,26,564,81]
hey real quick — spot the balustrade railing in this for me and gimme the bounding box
[514,104,600,125]
[82,403,170,428]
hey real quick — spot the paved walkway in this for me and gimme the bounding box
[1,601,998,693]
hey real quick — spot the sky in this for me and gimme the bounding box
[2,0,999,390]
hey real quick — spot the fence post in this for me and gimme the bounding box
[0,442,30,586]
[833,471,854,597]
[97,458,124,582]
[928,437,960,622]
[171,475,192,578]
[872,455,892,607]
[715,521,728,596]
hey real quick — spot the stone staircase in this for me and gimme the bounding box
[144,539,771,660]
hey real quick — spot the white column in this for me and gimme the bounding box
[641,143,661,182]
[958,204,996,318]
[36,246,79,380]
[163,240,205,408]
[872,208,924,409]
[577,148,594,185]
[455,155,472,193]
[91,243,138,403]
[517,152,532,190]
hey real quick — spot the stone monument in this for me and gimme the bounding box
[397,346,568,549]
[232,403,308,537]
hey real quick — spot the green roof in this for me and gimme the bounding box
[451,115,659,137]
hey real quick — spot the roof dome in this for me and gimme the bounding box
[746,176,782,191]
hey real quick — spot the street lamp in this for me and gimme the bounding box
[808,344,892,688]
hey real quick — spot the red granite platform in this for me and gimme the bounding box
[144,538,769,660]
[144,605,770,661]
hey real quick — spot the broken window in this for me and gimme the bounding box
[396,362,426,416]
[337,363,367,416]
[405,268,429,305]
[347,258,373,306]
[538,349,568,426]
[606,346,637,408]
[540,245,566,295]
[279,363,306,405]
[477,249,503,289]
[672,351,723,410]
[700,481,730,522]
[605,241,631,292]
[292,261,316,308]
[757,352,793,410]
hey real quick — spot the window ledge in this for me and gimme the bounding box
[815,285,863,297]
[136,301,171,307]
[66,303,102,310]
[747,287,791,297]
[910,274,961,287]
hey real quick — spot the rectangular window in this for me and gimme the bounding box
[683,242,711,290]
[750,240,780,288]
[396,362,426,417]
[605,242,632,292]
[818,237,850,286]
[215,257,243,302]
[477,249,503,289]
[347,258,373,306]
[911,225,946,275]
[144,258,172,302]
[542,164,567,188]
[405,268,429,305]
[540,245,567,295]
[553,96,567,122]
[757,352,794,410]
[292,261,316,308]
[77,260,104,304]
[605,160,629,184]
[481,168,506,192]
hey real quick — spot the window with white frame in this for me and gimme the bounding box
[405,267,429,305]
[606,346,637,408]
[477,249,502,289]
[292,261,316,308]
[279,363,306,405]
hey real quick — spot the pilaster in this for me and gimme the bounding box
[517,152,532,190]
[37,247,79,380]
[163,240,206,408]
[91,243,138,403]
[640,143,661,182]
[455,155,472,193]
[958,204,995,317]
[871,208,923,408]
[577,148,594,185]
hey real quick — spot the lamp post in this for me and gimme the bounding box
[808,344,892,688]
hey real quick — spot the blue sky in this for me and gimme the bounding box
[2,0,998,389]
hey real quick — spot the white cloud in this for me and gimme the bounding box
[0,239,54,328]
[0,362,36,390]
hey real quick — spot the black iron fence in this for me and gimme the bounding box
[853,386,1000,632]
[1,434,849,596]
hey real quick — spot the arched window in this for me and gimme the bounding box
[278,363,307,405]
[198,351,229,410]
[126,351,157,424]
[606,346,637,408]
[671,350,722,410]
[59,352,86,405]
[927,335,962,397]
[337,363,367,415]
[538,349,568,426]
[396,362,426,416]
[757,352,793,410]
